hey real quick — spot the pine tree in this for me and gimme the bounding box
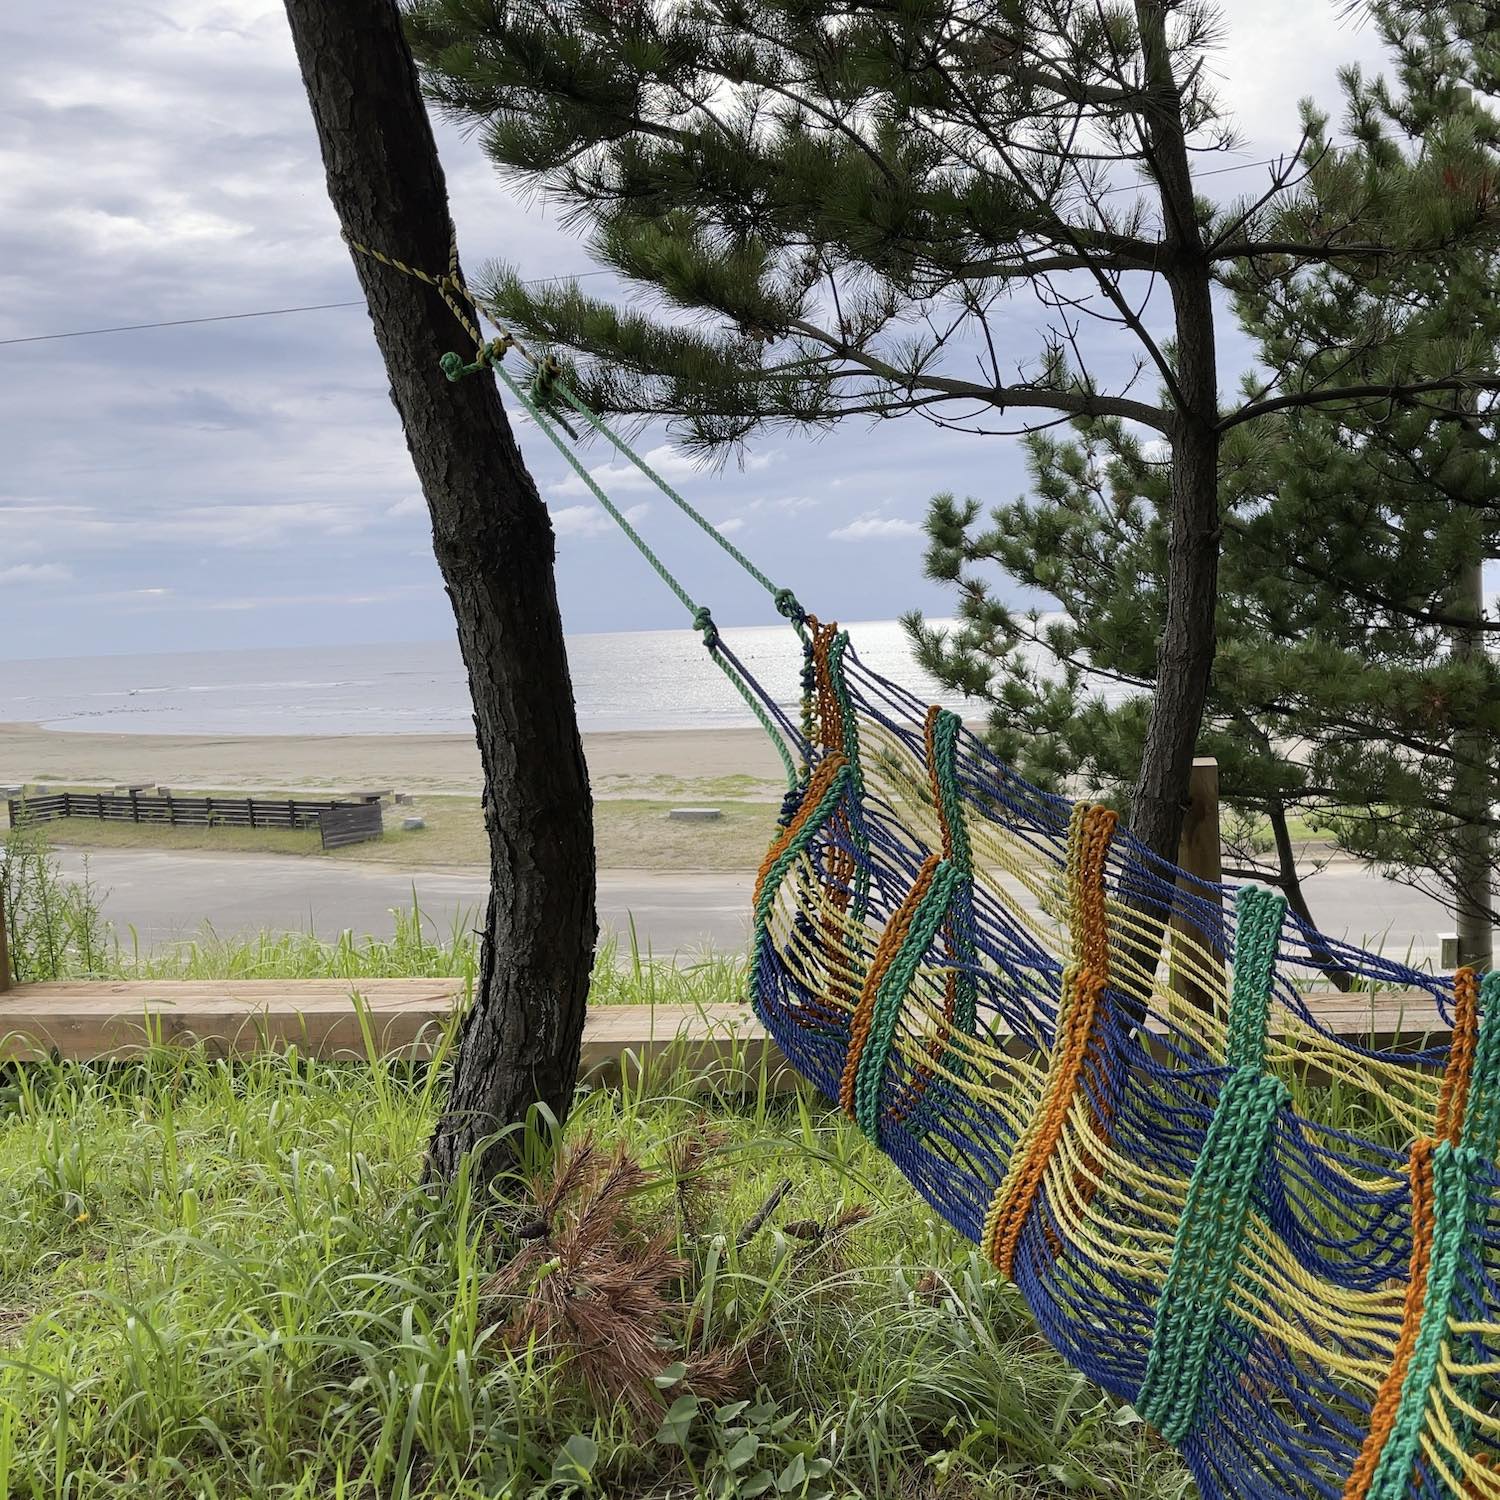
[909,2,1500,966]
[408,0,1499,873]
[285,0,597,1183]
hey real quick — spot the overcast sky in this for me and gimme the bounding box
[0,2,1393,660]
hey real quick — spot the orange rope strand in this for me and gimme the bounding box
[1342,1138,1438,1500]
[1436,967,1480,1148]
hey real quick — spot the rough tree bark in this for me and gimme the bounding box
[283,0,597,1183]
[1131,0,1222,872]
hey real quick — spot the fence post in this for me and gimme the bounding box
[0,891,11,993]
[1170,757,1223,1012]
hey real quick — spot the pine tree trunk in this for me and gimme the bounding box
[1452,549,1494,969]
[1131,0,1221,869]
[1267,802,1353,991]
[283,0,597,1183]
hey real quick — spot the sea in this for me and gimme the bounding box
[0,620,1003,737]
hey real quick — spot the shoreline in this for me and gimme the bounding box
[0,720,788,799]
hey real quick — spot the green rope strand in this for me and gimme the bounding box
[348,237,804,629]
[853,859,966,1142]
[549,381,805,630]
[1461,969,1500,1159]
[1367,1143,1483,1500]
[1137,1066,1287,1442]
[928,707,977,1037]
[1227,885,1286,1072]
[1137,885,1288,1443]
[464,349,801,792]
[752,765,852,935]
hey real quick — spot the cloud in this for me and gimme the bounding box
[0,1,1399,654]
[550,501,649,539]
[747,494,820,514]
[550,444,700,499]
[828,515,923,542]
[0,562,73,584]
[195,587,426,612]
[114,585,433,613]
[717,516,747,535]
[0,499,375,554]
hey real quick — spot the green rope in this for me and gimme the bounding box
[1137,1066,1287,1443]
[1461,968,1500,1159]
[352,236,804,627]
[457,347,801,792]
[853,859,966,1142]
[752,764,852,936]
[927,706,977,1038]
[1227,885,1286,1072]
[549,380,805,631]
[1367,1142,1482,1500]
[929,708,972,878]
[1137,888,1288,1442]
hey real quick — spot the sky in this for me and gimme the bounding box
[0,2,1396,660]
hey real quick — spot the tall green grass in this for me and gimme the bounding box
[3,830,748,1002]
[0,1038,1193,1499]
[1,825,109,983]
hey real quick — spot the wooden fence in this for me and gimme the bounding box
[319,801,385,850]
[0,764,1219,997]
[7,789,380,832]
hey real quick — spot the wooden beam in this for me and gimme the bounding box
[0,976,1456,1067]
[0,980,789,1081]
[1170,756,1223,1011]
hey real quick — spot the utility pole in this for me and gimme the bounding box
[1452,547,1494,970]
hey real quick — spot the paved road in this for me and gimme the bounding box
[55,849,752,957]
[52,847,1464,967]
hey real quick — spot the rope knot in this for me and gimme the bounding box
[774,588,805,623]
[778,783,804,827]
[531,353,563,402]
[438,351,468,384]
[477,336,513,367]
[692,606,720,650]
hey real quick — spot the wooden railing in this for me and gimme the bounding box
[0,980,1456,1066]
[8,789,380,832]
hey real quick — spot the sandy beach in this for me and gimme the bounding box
[0,720,788,800]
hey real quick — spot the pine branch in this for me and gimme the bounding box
[783,316,1170,429]
[1221,517,1500,631]
[1221,377,1500,430]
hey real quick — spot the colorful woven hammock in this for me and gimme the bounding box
[362,243,1500,1498]
[751,618,1498,1500]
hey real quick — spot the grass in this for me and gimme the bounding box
[0,824,1197,1497]
[0,1039,1195,1499]
[108,914,748,1009]
[0,814,1438,1497]
[22,796,780,873]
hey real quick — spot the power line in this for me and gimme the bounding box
[1096,153,1292,196]
[0,269,616,348]
[0,300,368,347]
[0,157,1301,349]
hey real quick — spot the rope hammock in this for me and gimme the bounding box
[356,235,1499,1500]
